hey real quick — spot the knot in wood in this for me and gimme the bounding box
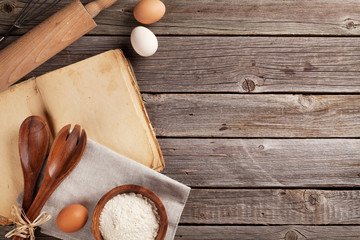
[347,21,355,29]
[285,230,298,240]
[1,1,15,14]
[297,95,325,113]
[297,95,328,114]
[242,79,255,92]
[308,194,318,205]
[343,18,359,30]
[303,190,326,212]
[219,123,228,131]
[238,75,265,92]
[303,62,317,72]
[298,95,314,109]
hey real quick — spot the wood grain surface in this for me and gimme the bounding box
[182,189,360,225]
[175,226,360,240]
[144,94,360,137]
[2,0,360,35]
[160,138,360,187]
[3,36,360,93]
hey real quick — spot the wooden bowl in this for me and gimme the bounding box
[92,185,168,240]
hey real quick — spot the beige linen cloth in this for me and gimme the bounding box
[34,139,190,240]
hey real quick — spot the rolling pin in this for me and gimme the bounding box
[0,0,117,92]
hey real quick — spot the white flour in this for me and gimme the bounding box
[99,192,160,240]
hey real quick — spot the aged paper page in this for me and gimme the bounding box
[0,80,47,225]
[35,50,164,171]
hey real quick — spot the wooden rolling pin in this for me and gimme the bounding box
[0,0,117,92]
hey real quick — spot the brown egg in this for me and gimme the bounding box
[56,204,89,233]
[133,0,166,24]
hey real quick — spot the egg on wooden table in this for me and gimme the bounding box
[56,204,89,233]
[133,0,166,24]
[131,26,158,57]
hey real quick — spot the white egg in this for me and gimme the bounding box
[131,26,158,57]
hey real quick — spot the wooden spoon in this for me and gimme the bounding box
[13,124,87,240]
[18,116,51,213]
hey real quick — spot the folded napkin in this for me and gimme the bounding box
[37,139,191,240]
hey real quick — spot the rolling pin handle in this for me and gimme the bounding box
[85,0,117,18]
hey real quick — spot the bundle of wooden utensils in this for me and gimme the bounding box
[7,116,87,240]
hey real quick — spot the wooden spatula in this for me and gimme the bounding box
[0,0,117,92]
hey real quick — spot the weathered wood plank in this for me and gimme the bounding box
[2,225,360,240]
[160,139,360,188]
[144,94,360,138]
[1,0,360,35]
[175,225,360,240]
[131,36,360,93]
[3,36,360,93]
[182,189,360,224]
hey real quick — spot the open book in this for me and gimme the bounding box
[0,49,164,225]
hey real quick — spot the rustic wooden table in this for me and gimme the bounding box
[1,0,360,239]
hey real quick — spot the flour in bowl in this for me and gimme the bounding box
[99,192,160,240]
